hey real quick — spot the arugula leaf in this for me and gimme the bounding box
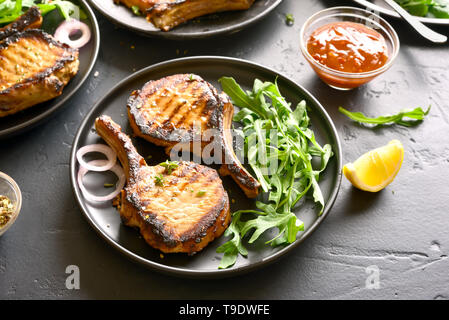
[240,211,304,244]
[0,0,22,23]
[430,0,449,18]
[49,0,86,20]
[219,77,269,119]
[394,0,449,18]
[216,212,248,269]
[339,106,430,127]
[0,0,86,25]
[216,77,333,268]
[399,0,430,16]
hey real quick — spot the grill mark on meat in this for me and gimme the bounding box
[169,79,204,129]
[134,76,187,137]
[161,78,194,128]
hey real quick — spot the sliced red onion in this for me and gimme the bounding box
[77,159,126,202]
[54,19,91,49]
[76,144,117,172]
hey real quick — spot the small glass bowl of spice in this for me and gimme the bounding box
[300,7,400,90]
[0,172,22,236]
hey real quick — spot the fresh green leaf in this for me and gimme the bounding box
[216,77,333,268]
[159,160,179,174]
[131,5,141,16]
[393,0,449,18]
[339,106,430,127]
[285,13,294,25]
[50,0,85,20]
[219,77,268,119]
[154,174,164,187]
[430,0,449,18]
[196,190,206,197]
[216,212,248,269]
[0,0,86,25]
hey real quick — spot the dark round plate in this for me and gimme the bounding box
[70,56,342,278]
[0,0,100,139]
[352,0,449,25]
[88,0,282,39]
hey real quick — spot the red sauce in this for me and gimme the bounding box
[307,22,389,73]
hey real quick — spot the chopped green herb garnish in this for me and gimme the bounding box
[216,77,333,269]
[131,5,141,16]
[196,190,206,197]
[155,174,164,187]
[159,160,179,174]
[285,13,294,25]
[104,183,115,188]
[339,106,430,127]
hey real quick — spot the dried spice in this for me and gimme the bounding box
[0,195,14,228]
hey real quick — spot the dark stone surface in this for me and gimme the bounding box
[0,0,448,299]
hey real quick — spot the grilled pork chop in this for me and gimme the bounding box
[0,29,79,117]
[115,0,255,31]
[0,6,43,41]
[127,74,260,198]
[95,115,231,254]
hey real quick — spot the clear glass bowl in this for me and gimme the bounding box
[300,6,400,90]
[0,172,22,236]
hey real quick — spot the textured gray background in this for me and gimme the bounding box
[1,0,448,299]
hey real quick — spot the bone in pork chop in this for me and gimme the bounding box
[0,29,79,117]
[115,0,255,31]
[127,74,261,198]
[95,115,231,254]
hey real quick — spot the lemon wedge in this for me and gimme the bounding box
[343,140,404,192]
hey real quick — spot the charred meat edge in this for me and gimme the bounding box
[0,6,43,41]
[94,115,231,253]
[146,0,256,31]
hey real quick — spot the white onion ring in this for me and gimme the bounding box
[54,19,91,49]
[76,144,117,172]
[77,159,126,202]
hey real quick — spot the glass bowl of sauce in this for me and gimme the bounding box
[300,7,400,90]
[0,172,22,236]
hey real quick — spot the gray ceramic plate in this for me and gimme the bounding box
[352,0,449,25]
[0,0,100,139]
[88,0,282,39]
[70,56,342,278]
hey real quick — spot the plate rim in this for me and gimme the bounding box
[0,0,101,139]
[352,0,449,25]
[87,0,283,39]
[70,55,343,278]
